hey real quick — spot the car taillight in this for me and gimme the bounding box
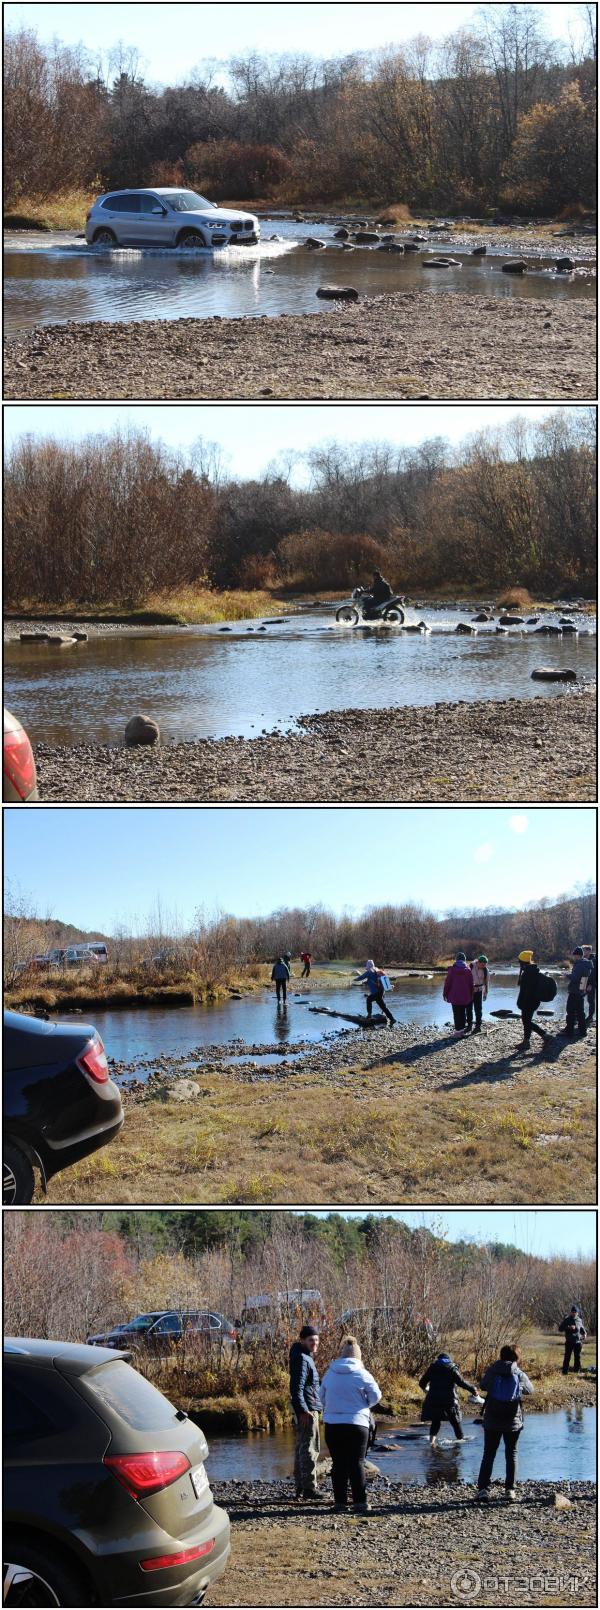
[3,727,37,799]
[76,1034,110,1083]
[140,1541,215,1573]
[104,1449,191,1498]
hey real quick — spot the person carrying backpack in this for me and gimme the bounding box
[467,955,489,1032]
[443,953,474,1035]
[564,947,591,1038]
[558,1306,587,1373]
[419,1352,480,1446]
[516,951,551,1049]
[475,1345,533,1502]
[271,955,291,1006]
[355,961,396,1025]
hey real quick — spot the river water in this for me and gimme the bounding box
[203,1407,595,1486]
[89,973,569,1076]
[4,217,594,333]
[4,607,595,747]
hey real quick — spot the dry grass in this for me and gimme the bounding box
[7,589,291,626]
[497,586,534,610]
[50,1051,595,1207]
[4,188,96,231]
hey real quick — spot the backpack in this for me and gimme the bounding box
[486,1367,521,1410]
[537,973,558,1002]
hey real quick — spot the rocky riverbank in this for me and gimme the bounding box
[33,688,597,802]
[112,1016,596,1099]
[4,287,595,399]
[208,1479,596,1607]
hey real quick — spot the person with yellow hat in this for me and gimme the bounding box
[516,951,550,1050]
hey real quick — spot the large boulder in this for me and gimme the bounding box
[502,259,527,274]
[377,241,404,253]
[316,285,359,301]
[555,257,574,272]
[471,244,487,256]
[20,631,52,641]
[422,257,460,267]
[455,622,477,634]
[304,237,326,250]
[352,230,380,244]
[498,615,524,626]
[125,714,160,746]
[333,227,351,240]
[472,612,491,622]
[403,241,421,252]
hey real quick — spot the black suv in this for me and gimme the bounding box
[4,1337,230,1606]
[88,1312,237,1353]
[3,1010,124,1204]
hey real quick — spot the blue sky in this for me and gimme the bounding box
[5,5,588,84]
[4,405,567,488]
[5,807,595,935]
[329,1211,596,1259]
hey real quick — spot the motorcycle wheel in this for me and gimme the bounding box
[336,605,360,624]
[382,605,405,624]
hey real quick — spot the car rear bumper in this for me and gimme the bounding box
[108,1506,231,1606]
[42,1107,124,1180]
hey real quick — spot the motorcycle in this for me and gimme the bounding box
[335,587,406,626]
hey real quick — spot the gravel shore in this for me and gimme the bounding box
[209,1479,596,1607]
[116,1015,595,1098]
[33,688,597,802]
[4,288,595,399]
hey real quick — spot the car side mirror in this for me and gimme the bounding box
[152,206,166,215]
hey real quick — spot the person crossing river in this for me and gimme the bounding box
[355,960,396,1025]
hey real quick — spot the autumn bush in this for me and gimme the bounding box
[277,529,393,591]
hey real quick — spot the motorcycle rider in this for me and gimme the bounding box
[362,570,394,617]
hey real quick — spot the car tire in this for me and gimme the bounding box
[3,1540,89,1606]
[3,1140,35,1205]
[177,229,207,249]
[92,228,117,246]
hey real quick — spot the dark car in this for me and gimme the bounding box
[3,708,39,801]
[4,1337,231,1607]
[3,1010,124,1205]
[88,1311,237,1354]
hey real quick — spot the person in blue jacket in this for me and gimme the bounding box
[476,1345,533,1502]
[355,960,396,1025]
[289,1325,322,1500]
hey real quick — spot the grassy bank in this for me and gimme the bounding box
[51,1042,596,1206]
[5,966,266,1015]
[5,589,292,626]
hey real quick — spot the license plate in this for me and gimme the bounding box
[190,1463,208,1499]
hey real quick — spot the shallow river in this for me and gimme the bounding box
[4,217,594,333]
[88,973,568,1076]
[4,607,595,746]
[203,1407,595,1486]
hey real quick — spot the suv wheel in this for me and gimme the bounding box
[3,1141,35,1205]
[92,228,116,246]
[3,1544,88,1606]
[178,229,207,249]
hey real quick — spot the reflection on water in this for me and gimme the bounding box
[4,608,595,746]
[4,218,594,333]
[88,974,568,1074]
[204,1407,595,1486]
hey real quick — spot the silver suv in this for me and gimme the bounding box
[85,187,260,249]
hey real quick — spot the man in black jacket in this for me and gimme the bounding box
[516,951,550,1048]
[559,1307,587,1373]
[582,945,595,1024]
[289,1324,322,1499]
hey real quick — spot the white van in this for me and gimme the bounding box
[86,943,108,964]
[240,1289,324,1344]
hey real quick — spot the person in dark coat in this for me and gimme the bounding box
[476,1345,533,1501]
[582,946,596,1023]
[419,1352,480,1446]
[516,950,550,1048]
[559,1306,587,1373]
[271,956,290,1006]
[564,947,591,1037]
[370,570,393,606]
[289,1325,322,1499]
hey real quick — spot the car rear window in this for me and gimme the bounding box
[85,1359,178,1429]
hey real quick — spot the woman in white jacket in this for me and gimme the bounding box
[320,1337,381,1512]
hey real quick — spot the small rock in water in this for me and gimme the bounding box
[316,285,359,301]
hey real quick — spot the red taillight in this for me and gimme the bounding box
[76,1034,110,1083]
[3,727,37,799]
[141,1540,215,1573]
[104,1449,191,1498]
